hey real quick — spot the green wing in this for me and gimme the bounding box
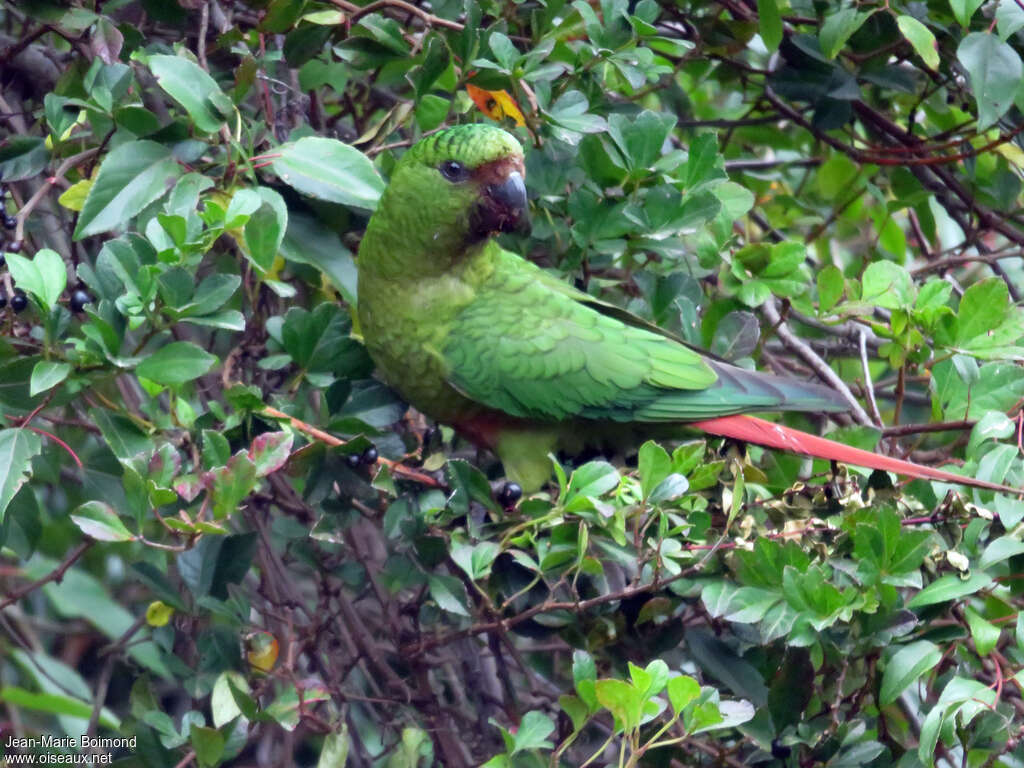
[443,252,846,423]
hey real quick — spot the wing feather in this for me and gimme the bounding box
[443,251,846,422]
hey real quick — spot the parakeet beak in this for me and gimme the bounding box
[471,158,530,239]
[487,171,527,217]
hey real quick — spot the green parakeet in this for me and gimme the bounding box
[357,124,1013,495]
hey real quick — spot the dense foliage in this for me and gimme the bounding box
[1,1,1024,766]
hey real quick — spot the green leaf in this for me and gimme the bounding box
[907,572,993,608]
[933,360,1024,419]
[951,0,985,27]
[69,501,135,542]
[271,137,385,210]
[820,8,872,59]
[564,460,620,511]
[0,136,49,181]
[638,440,671,500]
[817,265,844,311]
[957,33,1023,131]
[211,671,249,728]
[957,278,1010,343]
[0,686,99,720]
[451,540,500,581]
[594,678,644,731]
[281,303,357,374]
[243,187,288,273]
[415,93,450,132]
[606,110,677,173]
[964,607,1001,656]
[861,261,914,310]
[190,724,226,768]
[757,0,782,51]
[978,535,1024,570]
[0,429,42,522]
[225,188,262,228]
[5,249,67,311]
[547,90,607,135]
[997,1,1024,40]
[25,557,169,676]
[667,675,700,715]
[896,15,939,70]
[573,650,596,691]
[559,695,590,732]
[816,153,858,200]
[29,360,71,396]
[248,432,293,477]
[511,711,555,754]
[280,208,358,304]
[149,53,229,133]
[317,726,351,768]
[136,341,217,385]
[427,573,470,616]
[489,31,519,70]
[711,310,759,361]
[714,181,754,220]
[879,640,941,705]
[74,140,182,239]
[209,453,259,519]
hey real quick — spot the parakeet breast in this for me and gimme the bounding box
[356,247,494,426]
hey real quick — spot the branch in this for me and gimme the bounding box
[328,0,464,31]
[761,298,874,426]
[14,147,100,245]
[0,541,92,610]
[881,420,976,438]
[261,405,442,487]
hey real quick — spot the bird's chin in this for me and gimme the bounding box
[469,199,530,241]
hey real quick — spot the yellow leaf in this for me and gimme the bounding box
[146,600,174,627]
[58,179,93,211]
[995,141,1024,170]
[466,84,525,127]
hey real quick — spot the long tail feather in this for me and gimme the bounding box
[691,414,1019,495]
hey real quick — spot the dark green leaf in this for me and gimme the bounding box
[148,53,228,133]
[271,137,385,210]
[74,141,182,239]
[136,341,217,385]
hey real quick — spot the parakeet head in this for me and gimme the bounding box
[361,124,527,274]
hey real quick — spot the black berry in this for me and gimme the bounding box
[10,290,27,313]
[345,453,361,468]
[770,739,791,759]
[0,291,6,309]
[497,482,522,508]
[0,253,5,267]
[6,240,21,253]
[2,215,15,230]
[360,445,378,465]
[69,289,92,313]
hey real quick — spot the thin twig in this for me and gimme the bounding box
[14,148,100,244]
[882,420,976,438]
[762,299,873,426]
[0,542,92,610]
[859,329,883,427]
[197,1,209,70]
[328,0,464,30]
[261,405,442,487]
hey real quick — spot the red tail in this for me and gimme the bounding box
[691,414,1019,495]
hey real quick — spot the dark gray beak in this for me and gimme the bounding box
[487,171,527,215]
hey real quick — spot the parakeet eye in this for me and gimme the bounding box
[439,160,470,182]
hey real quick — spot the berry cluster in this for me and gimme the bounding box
[0,188,92,315]
[0,181,26,313]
